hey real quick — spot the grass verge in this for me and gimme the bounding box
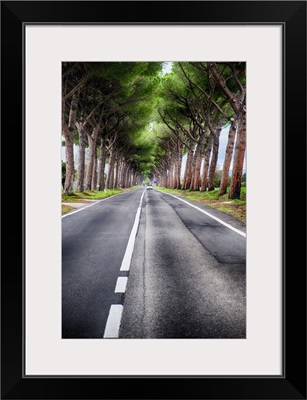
[62,189,123,215]
[156,186,246,223]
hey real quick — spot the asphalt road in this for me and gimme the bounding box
[119,189,246,338]
[62,187,246,339]
[62,189,142,338]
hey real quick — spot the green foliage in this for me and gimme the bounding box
[62,61,246,182]
[142,178,151,185]
[214,170,222,187]
[213,170,231,187]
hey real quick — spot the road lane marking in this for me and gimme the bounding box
[62,192,125,219]
[120,189,146,271]
[114,277,128,293]
[106,190,145,338]
[103,305,123,338]
[161,192,246,238]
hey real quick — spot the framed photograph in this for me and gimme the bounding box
[1,1,306,399]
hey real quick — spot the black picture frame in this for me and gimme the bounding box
[1,1,306,399]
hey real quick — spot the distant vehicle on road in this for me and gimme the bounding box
[146,185,153,190]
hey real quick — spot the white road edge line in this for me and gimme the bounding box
[161,191,246,238]
[120,189,146,271]
[114,277,128,293]
[61,192,124,219]
[103,304,123,338]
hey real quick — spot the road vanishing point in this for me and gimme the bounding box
[62,187,246,339]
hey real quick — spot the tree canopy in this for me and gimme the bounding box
[62,61,246,198]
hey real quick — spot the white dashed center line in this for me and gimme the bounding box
[103,305,123,338]
[104,189,146,338]
[120,189,146,271]
[114,277,128,293]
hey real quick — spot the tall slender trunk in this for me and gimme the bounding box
[200,134,213,191]
[183,145,194,190]
[76,123,86,192]
[85,126,98,190]
[160,171,167,187]
[114,155,120,189]
[208,128,222,191]
[91,146,97,190]
[97,139,106,191]
[125,165,131,188]
[129,172,134,187]
[165,169,169,188]
[121,162,126,187]
[191,131,206,191]
[209,63,246,199]
[125,166,130,188]
[63,92,78,194]
[117,161,123,188]
[229,109,246,199]
[171,162,176,189]
[219,118,237,195]
[63,126,75,194]
[120,163,126,188]
[176,143,183,189]
[120,164,125,188]
[107,150,115,189]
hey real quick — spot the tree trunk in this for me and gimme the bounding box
[191,132,206,191]
[85,126,98,190]
[208,128,222,191]
[190,150,202,191]
[200,134,213,191]
[219,118,237,195]
[208,63,246,199]
[107,150,115,189]
[117,161,123,188]
[97,139,106,191]
[63,92,78,194]
[120,164,125,188]
[176,143,183,189]
[163,173,168,187]
[124,165,129,188]
[76,123,86,193]
[91,145,97,190]
[171,162,176,189]
[229,109,246,199]
[166,169,169,188]
[114,156,120,189]
[119,162,125,188]
[125,165,131,188]
[129,172,134,187]
[183,145,194,190]
[63,126,75,194]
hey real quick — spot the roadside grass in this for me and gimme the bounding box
[155,186,246,223]
[61,189,123,215]
[62,204,76,215]
[62,189,122,203]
